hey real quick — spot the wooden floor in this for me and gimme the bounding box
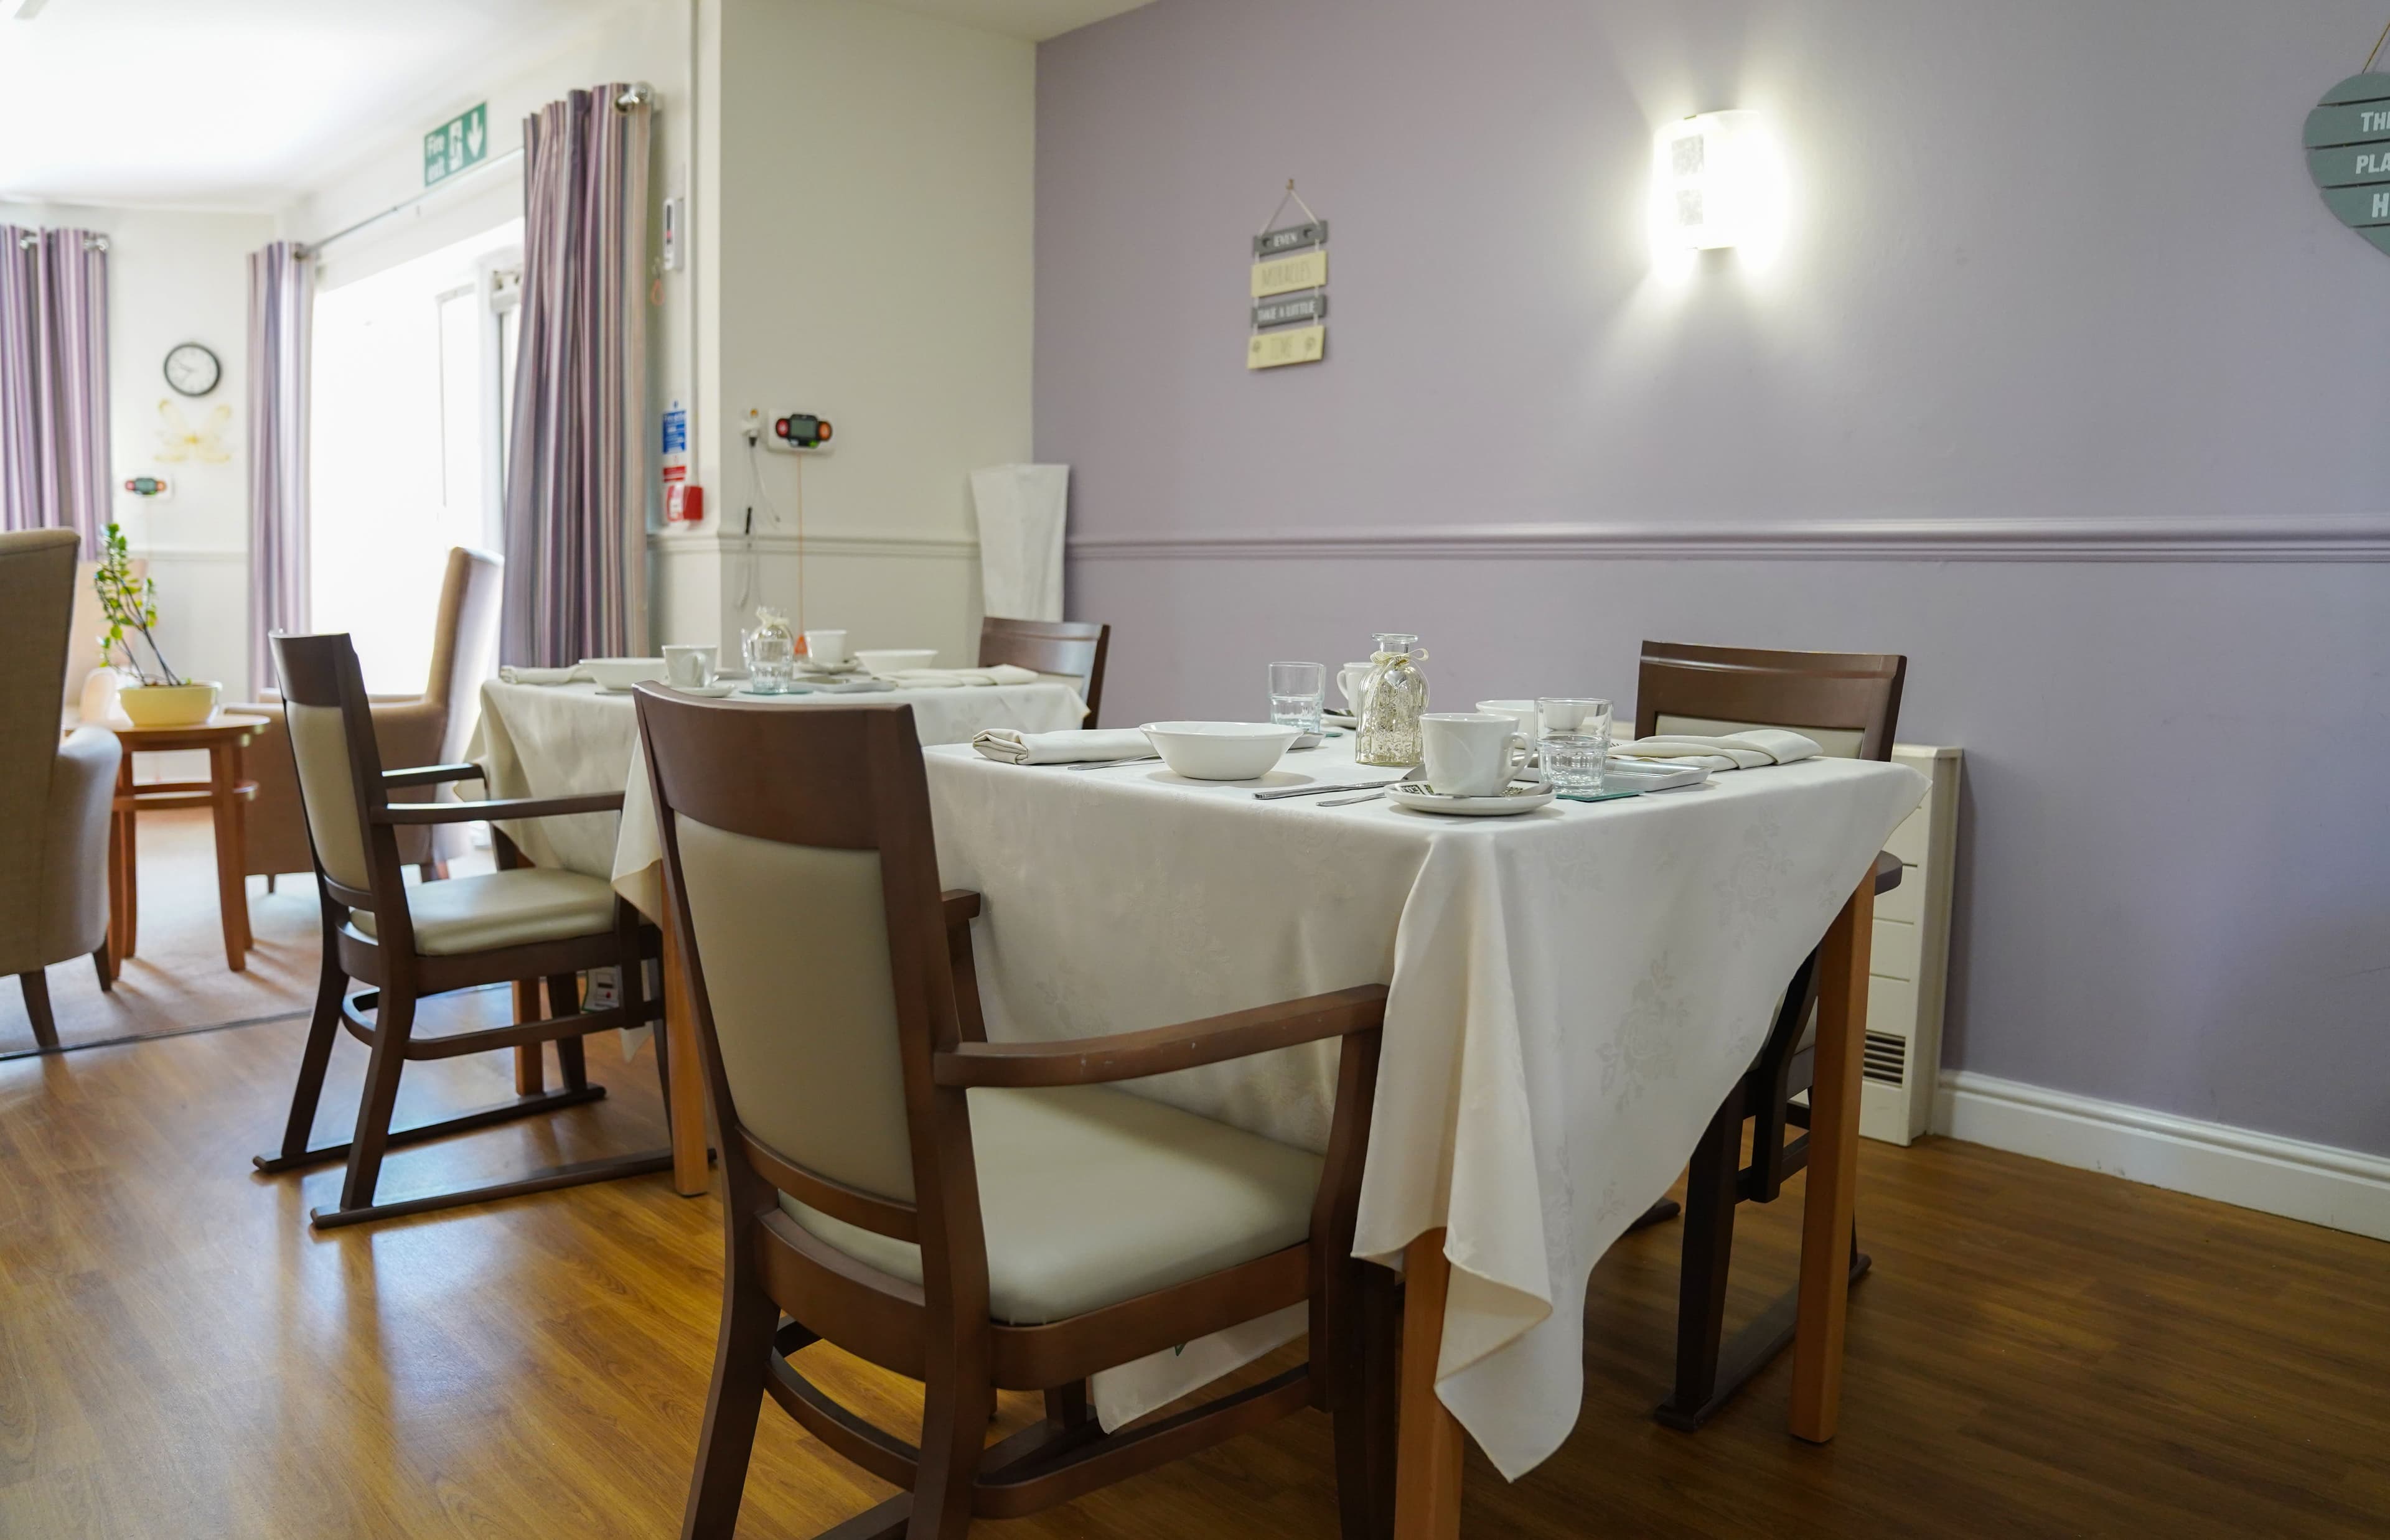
[1,1015,2384,1539]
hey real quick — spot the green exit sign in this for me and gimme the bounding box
[423,103,489,187]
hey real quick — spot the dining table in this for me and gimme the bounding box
[582,708,1926,1533]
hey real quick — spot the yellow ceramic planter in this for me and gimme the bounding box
[116,681,221,728]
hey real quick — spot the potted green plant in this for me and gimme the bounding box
[94,521,218,727]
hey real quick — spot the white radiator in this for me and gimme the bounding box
[1858,744,1962,1146]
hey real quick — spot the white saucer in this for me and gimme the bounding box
[1385,781,1557,817]
[671,683,738,698]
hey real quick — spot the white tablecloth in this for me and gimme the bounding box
[466,678,1088,893]
[603,727,1924,1475]
[922,742,1924,1475]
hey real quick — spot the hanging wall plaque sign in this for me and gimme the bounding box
[1250,180,1329,370]
[2305,72,2390,255]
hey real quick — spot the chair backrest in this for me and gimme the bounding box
[979,617,1110,727]
[63,553,139,712]
[1,530,77,893]
[1633,640,1906,762]
[269,632,410,929]
[422,546,504,761]
[1635,641,1907,1199]
[635,688,967,1244]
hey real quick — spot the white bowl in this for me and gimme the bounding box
[1139,721,1302,781]
[855,648,939,674]
[580,656,670,689]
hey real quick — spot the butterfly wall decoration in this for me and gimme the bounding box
[154,398,232,464]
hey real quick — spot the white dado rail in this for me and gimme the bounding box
[650,527,985,669]
[649,528,978,559]
[1069,515,2390,563]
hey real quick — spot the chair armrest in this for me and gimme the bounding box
[383,762,485,790]
[375,791,624,825]
[942,889,981,926]
[933,984,1386,1088]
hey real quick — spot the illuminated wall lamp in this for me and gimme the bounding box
[1651,110,1784,261]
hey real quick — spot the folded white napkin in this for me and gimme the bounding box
[972,727,1155,765]
[498,665,589,686]
[881,664,1042,688]
[1607,729,1822,772]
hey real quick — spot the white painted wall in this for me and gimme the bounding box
[672,0,1035,664]
[2,200,274,697]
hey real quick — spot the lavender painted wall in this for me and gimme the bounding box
[1036,0,2390,1154]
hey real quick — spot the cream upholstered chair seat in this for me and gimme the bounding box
[787,1082,1321,1325]
[349,867,619,956]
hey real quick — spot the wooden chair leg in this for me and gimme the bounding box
[1333,1261,1400,1540]
[910,1351,993,1539]
[513,978,545,1095]
[329,989,416,1219]
[263,939,347,1163]
[1626,1196,1681,1233]
[17,971,58,1050]
[1042,1381,1094,1431]
[681,1235,782,1540]
[1656,1086,1743,1431]
[550,973,587,1091]
[91,943,113,992]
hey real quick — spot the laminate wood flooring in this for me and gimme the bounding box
[1,1015,2383,1538]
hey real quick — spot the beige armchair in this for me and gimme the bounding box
[232,546,502,881]
[4,530,123,1048]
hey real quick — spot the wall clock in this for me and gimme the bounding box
[163,342,220,397]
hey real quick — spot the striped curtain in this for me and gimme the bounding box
[247,241,312,694]
[0,226,111,556]
[502,85,652,666]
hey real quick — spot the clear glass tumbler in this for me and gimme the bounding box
[743,620,797,693]
[1268,661,1327,734]
[1537,698,1613,793]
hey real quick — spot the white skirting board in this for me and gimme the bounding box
[1933,1070,2390,1243]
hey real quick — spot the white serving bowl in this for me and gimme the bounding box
[855,648,939,674]
[1139,721,1302,781]
[580,656,670,689]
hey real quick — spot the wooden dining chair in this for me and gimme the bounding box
[634,685,1395,1540]
[251,632,674,1229]
[978,617,1110,726]
[1624,640,1908,1431]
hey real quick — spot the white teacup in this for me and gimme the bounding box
[1475,699,1539,740]
[663,644,718,688]
[1338,661,1375,712]
[1420,712,1533,798]
[804,628,849,665]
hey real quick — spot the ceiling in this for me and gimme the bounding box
[0,0,604,210]
[0,0,1155,212]
[876,0,1152,41]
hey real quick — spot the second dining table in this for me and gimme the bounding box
[573,704,1926,1530]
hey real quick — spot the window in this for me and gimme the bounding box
[310,219,523,692]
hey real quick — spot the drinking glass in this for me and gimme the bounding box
[743,625,797,693]
[1537,697,1613,793]
[1268,661,1327,734]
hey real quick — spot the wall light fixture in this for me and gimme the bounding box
[1650,110,1785,262]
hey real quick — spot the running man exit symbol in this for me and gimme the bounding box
[423,103,490,187]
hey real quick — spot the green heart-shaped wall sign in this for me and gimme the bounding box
[2307,73,2390,254]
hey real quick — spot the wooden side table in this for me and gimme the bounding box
[106,713,269,975]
